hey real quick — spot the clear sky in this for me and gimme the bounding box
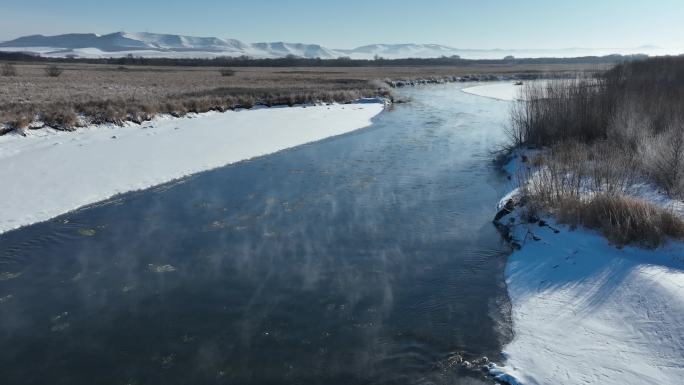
[2,0,683,50]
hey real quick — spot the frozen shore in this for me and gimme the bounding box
[460,85,684,384]
[491,152,684,385]
[461,82,521,101]
[0,102,384,234]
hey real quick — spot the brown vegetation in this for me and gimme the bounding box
[554,194,684,248]
[510,56,684,246]
[509,57,684,149]
[44,64,63,77]
[0,61,596,131]
[520,149,684,246]
[1,63,17,76]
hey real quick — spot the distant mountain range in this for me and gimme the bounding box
[0,32,672,60]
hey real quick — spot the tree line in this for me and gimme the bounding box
[0,51,654,67]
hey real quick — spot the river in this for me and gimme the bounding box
[0,83,513,385]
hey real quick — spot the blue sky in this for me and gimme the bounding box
[2,0,683,49]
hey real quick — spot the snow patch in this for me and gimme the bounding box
[462,82,522,101]
[0,103,384,234]
[498,214,684,385]
[495,152,684,385]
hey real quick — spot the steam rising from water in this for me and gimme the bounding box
[0,83,513,385]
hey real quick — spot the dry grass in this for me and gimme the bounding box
[44,64,63,77]
[0,61,596,130]
[509,58,684,247]
[1,63,17,76]
[522,140,639,202]
[517,139,684,246]
[517,140,684,247]
[554,194,684,248]
[219,68,235,77]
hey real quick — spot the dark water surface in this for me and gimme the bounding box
[0,84,513,385]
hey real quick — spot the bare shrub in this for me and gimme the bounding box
[164,100,188,117]
[587,140,640,194]
[522,141,588,206]
[219,68,235,77]
[512,56,684,200]
[1,63,17,76]
[42,107,78,129]
[510,57,684,149]
[141,102,159,117]
[522,139,641,207]
[508,79,611,147]
[44,65,63,77]
[607,97,651,151]
[103,104,127,125]
[645,123,684,197]
[236,95,255,108]
[12,116,31,130]
[185,97,214,113]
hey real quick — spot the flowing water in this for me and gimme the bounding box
[0,84,513,385]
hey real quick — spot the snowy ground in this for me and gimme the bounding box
[0,102,384,234]
[461,82,522,101]
[491,153,684,385]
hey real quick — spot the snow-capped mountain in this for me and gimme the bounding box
[0,32,343,59]
[0,32,671,59]
[340,44,462,59]
[0,32,262,58]
[251,42,341,59]
[340,44,670,60]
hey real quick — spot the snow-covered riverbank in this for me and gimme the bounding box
[0,102,384,234]
[490,152,684,385]
[459,84,684,384]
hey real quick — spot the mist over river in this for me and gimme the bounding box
[0,83,514,385]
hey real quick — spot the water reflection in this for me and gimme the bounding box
[0,84,512,385]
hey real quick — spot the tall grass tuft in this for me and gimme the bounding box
[1,63,17,76]
[555,194,684,248]
[44,65,63,77]
[219,68,235,77]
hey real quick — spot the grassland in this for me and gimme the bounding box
[0,61,601,132]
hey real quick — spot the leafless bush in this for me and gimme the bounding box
[1,63,17,76]
[44,65,63,77]
[103,104,127,124]
[42,106,78,129]
[511,57,684,148]
[522,141,587,206]
[512,57,684,247]
[645,122,684,197]
[12,116,31,130]
[606,97,650,151]
[508,78,611,147]
[236,95,255,108]
[521,140,637,206]
[512,56,684,200]
[587,140,640,194]
[219,68,235,77]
